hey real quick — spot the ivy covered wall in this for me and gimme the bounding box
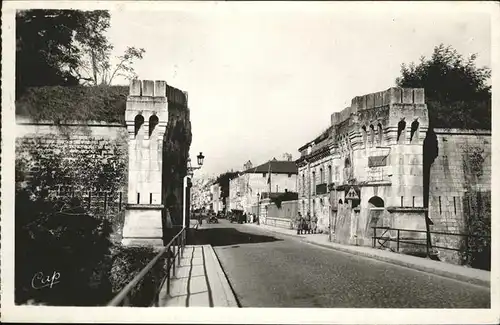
[16,119,129,241]
[162,103,192,227]
[427,128,491,267]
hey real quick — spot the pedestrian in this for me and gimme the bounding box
[296,212,303,234]
[311,214,318,234]
[198,210,203,226]
[305,212,312,234]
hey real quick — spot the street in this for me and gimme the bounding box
[189,219,490,308]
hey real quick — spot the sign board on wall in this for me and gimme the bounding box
[344,186,361,207]
[345,186,360,200]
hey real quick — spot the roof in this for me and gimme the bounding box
[243,158,298,174]
[298,125,333,151]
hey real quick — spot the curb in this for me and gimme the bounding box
[303,239,490,289]
[205,245,240,307]
[244,224,490,289]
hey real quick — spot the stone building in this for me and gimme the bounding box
[296,87,490,263]
[229,159,298,213]
[210,183,222,213]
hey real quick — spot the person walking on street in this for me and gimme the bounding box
[198,210,203,226]
[311,213,318,234]
[296,212,303,234]
[305,212,312,234]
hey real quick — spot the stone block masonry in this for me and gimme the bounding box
[122,79,192,246]
[16,118,129,241]
[299,87,429,247]
[428,128,491,264]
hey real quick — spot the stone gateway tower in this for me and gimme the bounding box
[121,80,189,246]
[297,87,429,252]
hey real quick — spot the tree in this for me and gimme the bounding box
[79,45,146,86]
[15,10,109,96]
[16,9,145,94]
[396,44,491,130]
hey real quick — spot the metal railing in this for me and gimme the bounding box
[372,226,490,255]
[107,226,187,307]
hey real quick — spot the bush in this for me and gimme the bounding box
[461,191,491,271]
[15,191,114,305]
[15,138,125,305]
[109,245,168,307]
[16,85,129,124]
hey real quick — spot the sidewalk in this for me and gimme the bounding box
[158,244,239,307]
[243,223,491,288]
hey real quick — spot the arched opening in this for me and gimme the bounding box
[397,118,406,143]
[377,123,383,145]
[149,114,159,137]
[361,126,367,147]
[369,125,375,147]
[134,114,144,137]
[368,196,385,229]
[368,196,385,208]
[338,199,343,204]
[410,119,420,142]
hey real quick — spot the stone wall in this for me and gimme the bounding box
[249,200,298,229]
[15,118,129,241]
[428,128,491,264]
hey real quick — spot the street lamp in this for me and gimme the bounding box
[183,152,205,230]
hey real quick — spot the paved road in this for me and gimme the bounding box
[189,219,490,308]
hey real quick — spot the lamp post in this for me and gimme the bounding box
[183,152,205,231]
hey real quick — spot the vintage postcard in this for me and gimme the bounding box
[1,1,499,324]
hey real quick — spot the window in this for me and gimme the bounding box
[397,118,406,143]
[149,114,159,137]
[320,168,324,184]
[312,171,316,195]
[410,119,420,143]
[134,114,144,137]
[378,123,383,145]
[370,125,375,147]
[302,174,306,196]
[328,165,332,184]
[344,157,351,168]
[362,126,367,147]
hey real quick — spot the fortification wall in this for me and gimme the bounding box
[15,80,193,239]
[15,118,129,241]
[428,128,491,264]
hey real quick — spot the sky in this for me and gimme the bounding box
[104,2,491,178]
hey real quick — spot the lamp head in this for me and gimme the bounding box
[197,152,205,166]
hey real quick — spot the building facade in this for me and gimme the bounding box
[228,159,298,213]
[210,183,222,213]
[296,87,491,264]
[297,87,429,247]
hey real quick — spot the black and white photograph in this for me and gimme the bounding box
[1,1,499,323]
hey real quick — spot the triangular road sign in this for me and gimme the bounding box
[346,186,359,200]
